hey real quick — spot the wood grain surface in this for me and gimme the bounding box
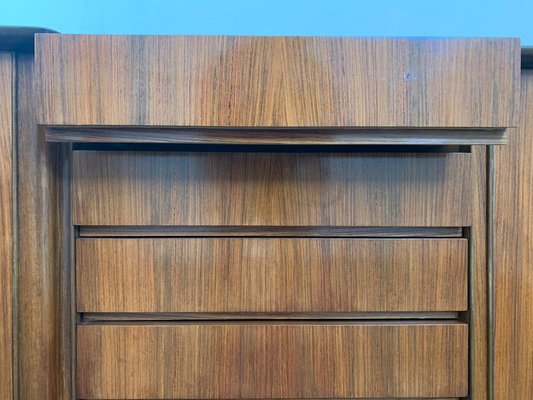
[77,238,467,313]
[16,54,73,400]
[77,322,468,399]
[468,146,490,399]
[72,151,472,227]
[0,52,14,400]
[16,53,56,400]
[44,126,508,145]
[494,69,533,399]
[36,35,519,128]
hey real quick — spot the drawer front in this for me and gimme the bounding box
[77,323,468,399]
[73,151,471,226]
[77,238,467,313]
[36,35,519,127]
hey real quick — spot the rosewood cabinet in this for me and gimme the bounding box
[1,28,532,400]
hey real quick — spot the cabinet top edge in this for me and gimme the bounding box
[34,32,520,41]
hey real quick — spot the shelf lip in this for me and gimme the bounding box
[44,125,508,146]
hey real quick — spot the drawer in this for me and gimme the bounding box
[72,151,471,226]
[77,238,467,313]
[77,322,468,399]
[36,35,519,128]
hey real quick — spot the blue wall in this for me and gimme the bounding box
[1,0,532,44]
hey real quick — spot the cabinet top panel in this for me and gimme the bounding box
[36,35,520,128]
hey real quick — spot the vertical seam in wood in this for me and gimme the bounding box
[69,144,76,400]
[467,224,474,400]
[488,145,495,400]
[11,51,19,400]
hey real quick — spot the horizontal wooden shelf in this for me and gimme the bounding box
[45,126,508,145]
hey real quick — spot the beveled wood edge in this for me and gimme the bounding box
[45,126,508,145]
[0,26,57,52]
[488,145,496,400]
[77,319,466,326]
[81,312,461,322]
[78,226,464,238]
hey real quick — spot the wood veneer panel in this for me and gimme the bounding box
[72,151,471,227]
[77,238,467,313]
[16,54,73,400]
[468,146,489,398]
[17,52,55,400]
[0,52,14,400]
[494,70,533,399]
[44,126,508,145]
[36,35,519,128]
[77,322,468,399]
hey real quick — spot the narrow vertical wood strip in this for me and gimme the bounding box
[52,143,74,399]
[0,51,14,400]
[16,53,71,400]
[494,70,533,399]
[488,145,495,400]
[16,52,53,400]
[468,146,489,399]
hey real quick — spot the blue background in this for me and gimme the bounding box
[1,0,532,44]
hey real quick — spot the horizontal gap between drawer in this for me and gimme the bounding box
[77,226,464,238]
[70,143,473,153]
[78,318,465,326]
[46,125,504,146]
[74,397,461,400]
[80,312,460,323]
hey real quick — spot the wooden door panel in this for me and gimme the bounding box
[77,322,468,399]
[72,151,472,227]
[77,238,468,313]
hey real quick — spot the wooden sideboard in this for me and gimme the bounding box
[1,28,532,400]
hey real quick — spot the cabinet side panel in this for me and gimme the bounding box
[0,51,14,400]
[494,70,533,399]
